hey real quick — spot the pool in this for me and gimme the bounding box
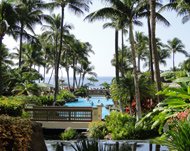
[64,97,114,119]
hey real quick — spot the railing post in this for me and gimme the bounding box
[92,107,98,121]
[92,105,102,121]
[97,105,102,121]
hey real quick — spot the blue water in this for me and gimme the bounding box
[64,97,114,119]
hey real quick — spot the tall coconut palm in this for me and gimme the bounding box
[71,40,94,89]
[21,42,44,71]
[165,37,187,71]
[111,46,133,75]
[102,18,122,83]
[0,0,18,95]
[85,0,143,120]
[48,0,92,103]
[165,0,190,24]
[42,13,74,102]
[149,0,162,101]
[14,0,45,68]
[77,60,97,87]
[142,38,170,69]
[138,0,170,82]
[135,32,148,72]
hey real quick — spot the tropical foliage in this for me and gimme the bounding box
[60,127,77,140]
[136,76,190,133]
[88,121,107,139]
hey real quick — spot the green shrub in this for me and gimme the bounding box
[23,95,54,106]
[88,121,108,139]
[105,111,136,140]
[57,89,75,102]
[0,115,32,150]
[74,87,88,97]
[60,127,77,140]
[0,96,25,116]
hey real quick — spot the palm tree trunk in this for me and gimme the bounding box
[43,65,46,83]
[121,29,124,77]
[129,22,142,120]
[54,6,65,103]
[66,67,71,89]
[38,66,40,83]
[0,37,3,95]
[115,29,119,83]
[54,32,59,103]
[19,22,24,68]
[137,54,141,72]
[173,51,175,71]
[78,70,82,88]
[48,68,54,84]
[147,16,154,82]
[149,0,162,102]
[115,29,122,112]
[73,56,76,89]
[81,74,85,86]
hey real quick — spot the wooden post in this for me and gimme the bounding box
[92,107,98,121]
[92,106,102,121]
[97,105,102,121]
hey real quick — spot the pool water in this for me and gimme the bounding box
[64,97,114,119]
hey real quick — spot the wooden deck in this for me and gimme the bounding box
[25,106,102,129]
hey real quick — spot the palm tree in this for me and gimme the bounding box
[0,0,18,95]
[135,32,148,72]
[21,42,44,71]
[149,0,162,101]
[85,0,142,120]
[78,61,97,87]
[48,0,92,103]
[111,46,133,77]
[165,37,188,71]
[165,0,190,24]
[142,38,170,69]
[102,18,121,83]
[14,0,45,68]
[138,0,170,82]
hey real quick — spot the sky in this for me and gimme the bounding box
[3,0,190,77]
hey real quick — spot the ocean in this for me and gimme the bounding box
[43,76,114,88]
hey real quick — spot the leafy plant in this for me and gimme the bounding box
[105,111,136,140]
[60,127,77,140]
[22,95,54,106]
[88,121,108,139]
[0,96,25,116]
[74,87,88,97]
[154,120,190,151]
[136,77,190,134]
[57,89,75,103]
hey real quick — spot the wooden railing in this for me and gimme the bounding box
[25,107,93,122]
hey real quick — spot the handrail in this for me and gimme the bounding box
[25,106,93,122]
